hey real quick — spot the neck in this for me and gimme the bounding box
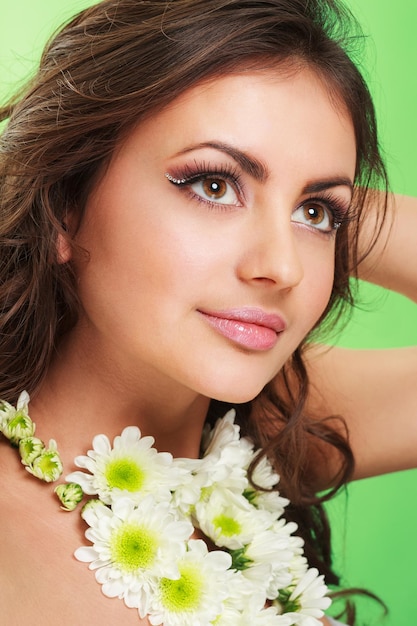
[29,340,211,470]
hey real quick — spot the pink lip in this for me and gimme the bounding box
[198,308,286,351]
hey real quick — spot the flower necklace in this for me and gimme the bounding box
[0,391,331,626]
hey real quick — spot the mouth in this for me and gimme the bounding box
[198,307,286,351]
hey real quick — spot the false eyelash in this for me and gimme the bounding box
[165,161,244,195]
[305,192,352,230]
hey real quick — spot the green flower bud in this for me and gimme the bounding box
[2,410,35,446]
[81,498,108,520]
[0,392,31,437]
[19,436,45,466]
[25,439,63,482]
[0,401,14,432]
[55,482,84,511]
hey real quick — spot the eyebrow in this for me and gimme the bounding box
[302,178,354,195]
[175,141,353,194]
[175,141,269,182]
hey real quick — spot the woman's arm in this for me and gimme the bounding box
[306,193,417,482]
[357,193,417,302]
[306,343,417,480]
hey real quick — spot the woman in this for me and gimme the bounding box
[0,0,415,624]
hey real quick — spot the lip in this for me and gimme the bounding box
[198,307,286,351]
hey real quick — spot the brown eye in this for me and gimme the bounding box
[188,175,240,205]
[292,201,332,232]
[304,204,326,225]
[201,178,228,199]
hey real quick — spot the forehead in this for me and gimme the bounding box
[125,67,356,185]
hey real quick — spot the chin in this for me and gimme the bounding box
[207,381,267,405]
[191,361,280,405]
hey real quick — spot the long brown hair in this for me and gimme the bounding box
[0,0,388,619]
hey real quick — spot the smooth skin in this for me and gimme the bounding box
[0,68,356,625]
[39,68,356,462]
[0,67,415,625]
[306,193,417,484]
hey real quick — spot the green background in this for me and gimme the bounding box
[1,1,416,624]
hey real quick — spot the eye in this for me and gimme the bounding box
[188,176,239,205]
[292,201,335,233]
[165,168,242,208]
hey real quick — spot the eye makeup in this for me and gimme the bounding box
[165,161,245,209]
[165,161,352,232]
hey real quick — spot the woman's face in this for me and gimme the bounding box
[72,69,356,403]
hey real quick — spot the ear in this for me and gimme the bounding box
[56,232,72,264]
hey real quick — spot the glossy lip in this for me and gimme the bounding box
[198,307,286,351]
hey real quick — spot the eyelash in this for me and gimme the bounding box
[299,193,351,233]
[165,161,244,210]
[165,164,351,232]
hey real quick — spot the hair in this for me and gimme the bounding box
[0,0,388,621]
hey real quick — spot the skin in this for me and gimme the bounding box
[35,68,355,461]
[0,68,356,624]
[306,192,417,483]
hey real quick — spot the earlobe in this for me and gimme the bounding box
[56,232,72,264]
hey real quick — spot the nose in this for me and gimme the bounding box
[236,212,304,290]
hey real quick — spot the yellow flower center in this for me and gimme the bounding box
[213,514,241,537]
[105,457,145,491]
[160,562,203,612]
[110,523,158,572]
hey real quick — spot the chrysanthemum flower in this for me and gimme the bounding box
[239,527,294,598]
[195,488,274,551]
[24,439,63,482]
[273,567,331,624]
[200,410,239,456]
[1,391,35,446]
[75,496,193,616]
[55,482,84,511]
[19,436,45,466]
[212,583,294,626]
[170,457,208,515]
[248,606,294,626]
[148,539,232,626]
[0,400,14,431]
[200,411,253,494]
[243,454,289,516]
[66,426,179,505]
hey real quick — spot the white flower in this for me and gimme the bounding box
[274,568,331,624]
[216,568,267,614]
[75,496,193,616]
[201,410,239,456]
[244,455,289,516]
[66,426,178,505]
[170,456,209,515]
[241,526,294,598]
[0,398,332,624]
[25,438,63,482]
[213,581,294,626]
[1,391,35,445]
[195,488,273,550]
[289,554,310,580]
[210,605,244,625]
[243,606,294,626]
[249,451,280,489]
[200,412,253,494]
[16,390,30,410]
[149,539,232,626]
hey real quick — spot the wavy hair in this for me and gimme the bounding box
[0,1,388,620]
